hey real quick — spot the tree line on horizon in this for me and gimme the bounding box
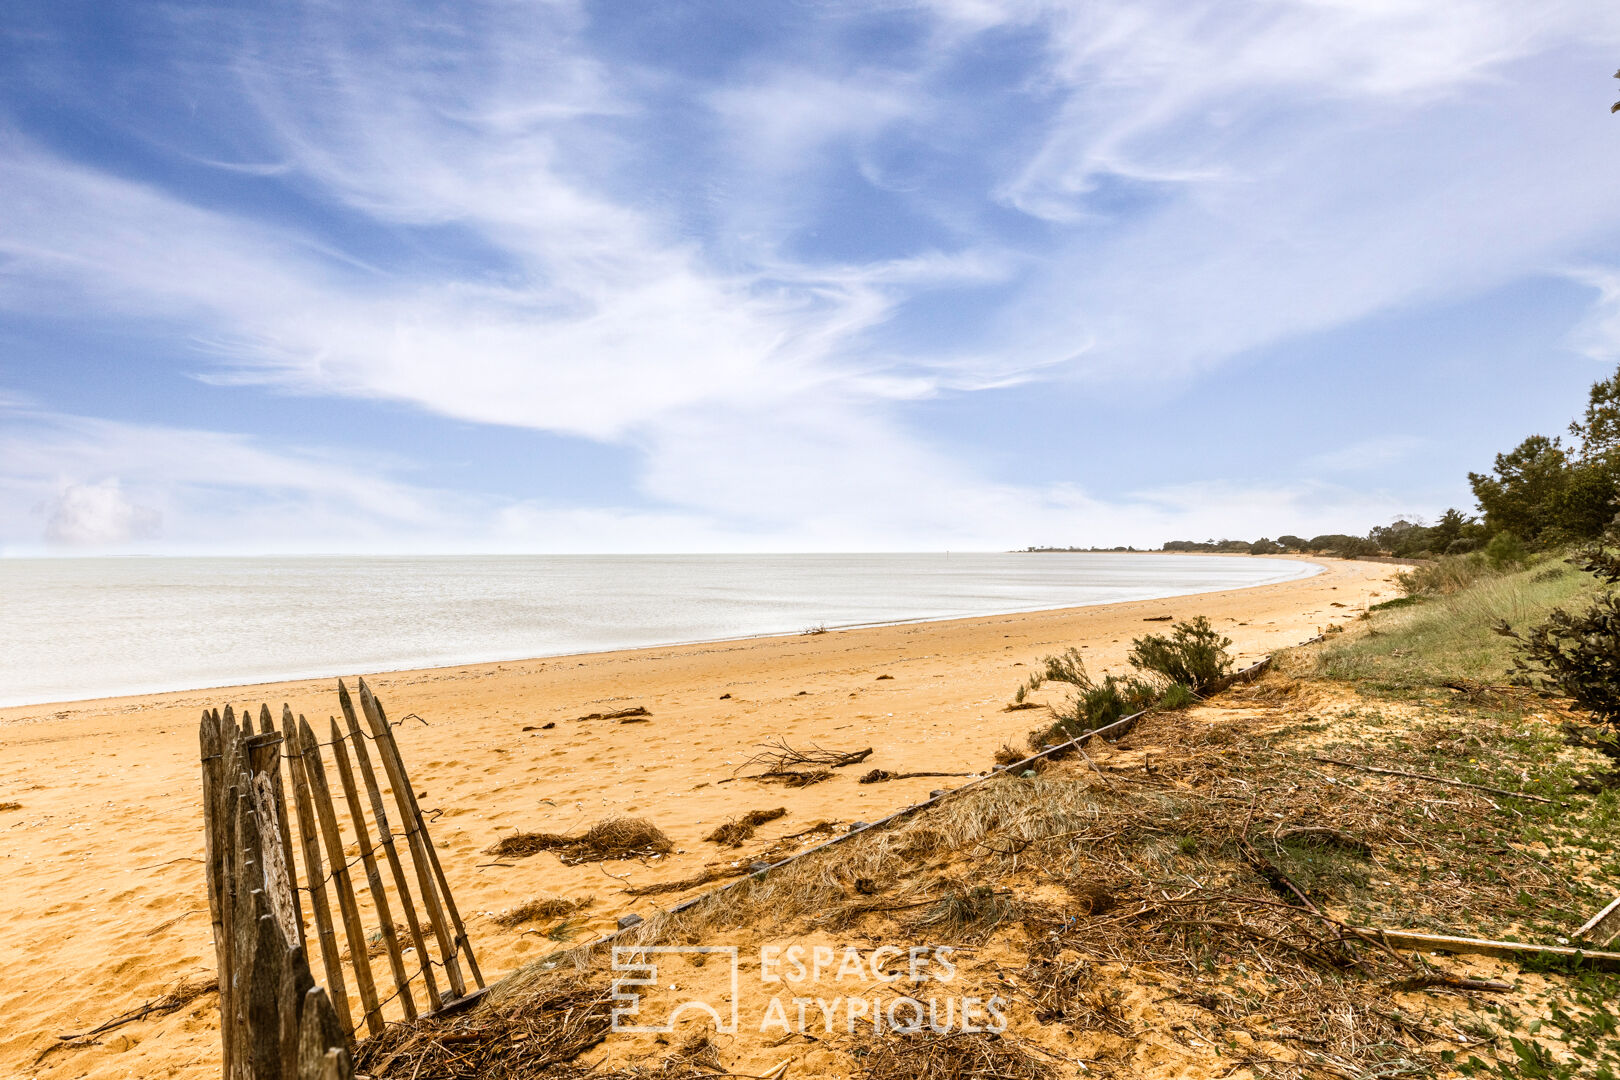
[1158,363,1620,563]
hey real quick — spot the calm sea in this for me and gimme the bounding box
[0,553,1318,707]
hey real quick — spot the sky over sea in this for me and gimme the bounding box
[2,1,1620,554]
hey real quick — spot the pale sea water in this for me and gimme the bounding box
[0,553,1319,708]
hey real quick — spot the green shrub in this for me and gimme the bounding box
[1484,530,1529,570]
[1127,616,1233,694]
[1035,647,1089,687]
[1395,553,1490,597]
[1156,683,1199,710]
[1025,650,1158,748]
[1498,593,1620,727]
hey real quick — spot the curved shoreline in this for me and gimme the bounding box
[0,553,1320,711]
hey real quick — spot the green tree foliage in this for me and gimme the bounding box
[1469,435,1574,542]
[1466,366,1620,547]
[1569,366,1620,462]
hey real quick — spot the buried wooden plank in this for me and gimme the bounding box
[1311,755,1559,805]
[1353,927,1620,972]
[1577,894,1620,948]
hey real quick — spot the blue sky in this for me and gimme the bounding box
[2,0,1619,554]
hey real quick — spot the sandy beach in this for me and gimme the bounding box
[0,555,1398,1079]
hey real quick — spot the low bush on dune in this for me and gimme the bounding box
[1020,619,1232,749]
[1127,616,1233,695]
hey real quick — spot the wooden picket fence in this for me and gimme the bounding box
[201,678,484,1078]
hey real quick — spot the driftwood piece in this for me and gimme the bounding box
[355,681,469,999]
[572,705,650,722]
[282,706,353,1035]
[858,769,974,784]
[337,680,441,1012]
[327,716,415,1020]
[361,680,484,990]
[1355,927,1620,972]
[1311,756,1558,804]
[296,717,385,1038]
[1577,894,1620,948]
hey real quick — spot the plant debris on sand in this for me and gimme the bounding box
[49,975,218,1055]
[492,896,596,928]
[704,807,787,846]
[740,737,872,773]
[356,975,743,1080]
[355,975,613,1079]
[572,705,650,722]
[845,1030,1056,1080]
[487,817,674,864]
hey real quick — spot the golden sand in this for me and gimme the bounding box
[0,555,1398,1078]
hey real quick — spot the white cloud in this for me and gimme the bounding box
[44,479,162,546]
[2,0,1617,553]
[1568,266,1620,362]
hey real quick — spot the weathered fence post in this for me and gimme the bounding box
[201,707,352,1080]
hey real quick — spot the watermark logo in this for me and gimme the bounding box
[611,945,740,1034]
[610,944,1007,1036]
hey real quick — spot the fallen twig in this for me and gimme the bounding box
[1310,756,1559,804]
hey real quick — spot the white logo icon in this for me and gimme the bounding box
[611,945,739,1033]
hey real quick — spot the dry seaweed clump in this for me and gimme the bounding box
[488,817,674,864]
[845,1030,1056,1080]
[704,807,787,846]
[492,896,595,928]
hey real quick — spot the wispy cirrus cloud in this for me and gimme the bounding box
[1,0,1618,552]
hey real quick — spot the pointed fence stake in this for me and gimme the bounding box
[328,715,417,1020]
[355,679,468,998]
[282,706,354,1036]
[297,716,386,1038]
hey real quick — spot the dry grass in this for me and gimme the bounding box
[487,817,674,864]
[845,1030,1056,1080]
[354,974,613,1079]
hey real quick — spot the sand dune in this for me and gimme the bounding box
[0,555,1397,1079]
